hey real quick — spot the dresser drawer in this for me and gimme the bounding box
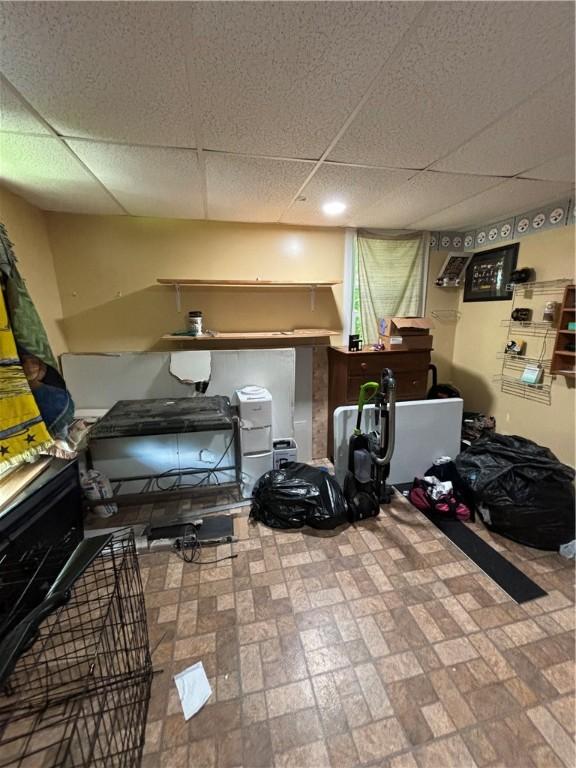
[346,351,430,377]
[347,369,428,402]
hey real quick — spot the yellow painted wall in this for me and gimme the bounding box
[426,250,459,383]
[0,187,68,357]
[451,225,575,466]
[45,214,345,352]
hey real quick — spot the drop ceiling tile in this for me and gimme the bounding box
[411,178,574,230]
[519,152,575,183]
[432,71,575,176]
[66,140,204,219]
[0,3,196,146]
[329,1,574,168]
[0,79,51,135]
[0,134,123,214]
[205,154,313,222]
[354,171,502,228]
[281,163,415,226]
[185,1,423,157]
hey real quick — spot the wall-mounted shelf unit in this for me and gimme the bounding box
[161,329,340,349]
[497,278,571,405]
[497,353,553,372]
[157,278,342,311]
[499,319,555,337]
[551,284,576,378]
[508,278,572,297]
[495,375,552,405]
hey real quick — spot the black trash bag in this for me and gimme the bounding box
[454,433,575,550]
[251,462,348,530]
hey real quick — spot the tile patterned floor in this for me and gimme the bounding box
[138,494,575,768]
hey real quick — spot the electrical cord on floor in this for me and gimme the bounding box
[173,523,238,565]
[148,433,236,493]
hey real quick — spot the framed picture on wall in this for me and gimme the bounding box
[463,243,519,302]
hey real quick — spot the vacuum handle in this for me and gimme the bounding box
[372,371,396,466]
[355,381,379,433]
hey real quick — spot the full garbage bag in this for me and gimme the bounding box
[454,433,575,550]
[251,462,348,530]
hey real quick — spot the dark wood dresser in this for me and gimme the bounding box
[327,347,431,458]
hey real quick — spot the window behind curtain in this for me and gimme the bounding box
[352,229,428,344]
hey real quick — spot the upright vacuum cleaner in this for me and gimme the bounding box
[343,368,397,521]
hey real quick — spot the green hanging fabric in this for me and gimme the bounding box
[355,230,427,345]
[0,223,58,369]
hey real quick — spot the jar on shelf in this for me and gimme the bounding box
[188,310,203,336]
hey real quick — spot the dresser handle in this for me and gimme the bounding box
[360,363,367,371]
[412,380,418,385]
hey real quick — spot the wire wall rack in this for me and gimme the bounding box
[0,530,152,768]
[499,319,556,337]
[507,278,572,296]
[496,278,570,405]
[497,353,553,372]
[495,375,552,406]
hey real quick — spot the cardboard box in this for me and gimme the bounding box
[379,334,434,351]
[379,316,434,337]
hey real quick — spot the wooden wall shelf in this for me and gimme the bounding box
[161,329,340,349]
[157,277,341,311]
[157,278,341,287]
[551,284,576,377]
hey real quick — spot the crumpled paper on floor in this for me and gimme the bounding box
[174,661,212,720]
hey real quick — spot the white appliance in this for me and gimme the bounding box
[333,398,463,486]
[234,386,273,497]
[273,438,298,469]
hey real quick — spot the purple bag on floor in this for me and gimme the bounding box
[409,478,470,521]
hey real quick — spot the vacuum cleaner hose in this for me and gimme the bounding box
[371,370,396,467]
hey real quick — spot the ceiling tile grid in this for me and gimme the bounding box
[0,2,197,147]
[0,78,51,136]
[520,152,575,184]
[356,171,503,229]
[0,133,123,214]
[0,1,574,230]
[412,178,575,231]
[281,163,416,226]
[183,1,423,158]
[328,1,574,170]
[204,154,314,222]
[66,140,205,219]
[431,70,575,177]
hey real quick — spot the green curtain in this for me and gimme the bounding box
[355,229,427,344]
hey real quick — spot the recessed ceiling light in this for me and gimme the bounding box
[322,200,346,216]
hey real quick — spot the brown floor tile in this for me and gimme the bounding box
[274,738,331,768]
[326,732,360,768]
[242,722,274,768]
[413,734,475,768]
[189,737,217,768]
[352,718,410,763]
[268,707,323,753]
[265,679,315,718]
[135,505,574,768]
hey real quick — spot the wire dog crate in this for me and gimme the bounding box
[0,530,152,767]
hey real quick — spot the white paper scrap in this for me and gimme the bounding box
[169,351,211,384]
[174,661,212,720]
